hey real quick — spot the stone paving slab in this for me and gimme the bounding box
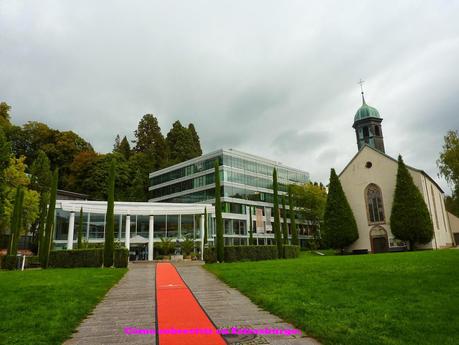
[64,261,320,345]
[64,262,156,345]
[176,262,321,345]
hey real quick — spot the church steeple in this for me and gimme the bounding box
[352,81,385,153]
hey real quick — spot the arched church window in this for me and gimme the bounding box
[366,184,385,223]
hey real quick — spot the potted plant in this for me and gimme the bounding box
[181,237,194,260]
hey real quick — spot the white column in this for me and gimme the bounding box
[125,215,131,251]
[200,214,205,261]
[148,216,154,261]
[67,211,75,250]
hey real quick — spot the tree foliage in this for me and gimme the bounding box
[0,156,39,235]
[133,114,168,170]
[437,130,459,217]
[165,121,202,166]
[391,155,434,249]
[323,168,359,251]
[0,102,12,130]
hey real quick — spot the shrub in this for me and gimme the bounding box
[25,256,41,268]
[181,237,194,256]
[49,249,103,268]
[114,248,129,268]
[203,247,217,263]
[283,245,300,259]
[1,255,19,270]
[157,237,175,255]
[204,245,282,263]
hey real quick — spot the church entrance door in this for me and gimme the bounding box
[370,226,388,253]
[372,237,388,253]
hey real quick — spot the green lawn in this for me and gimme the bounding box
[0,268,127,345]
[206,250,459,345]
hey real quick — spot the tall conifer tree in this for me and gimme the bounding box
[288,185,299,245]
[390,155,434,250]
[7,186,22,256]
[204,207,208,245]
[249,206,254,245]
[273,168,283,258]
[323,168,358,253]
[37,192,49,260]
[42,168,58,268]
[104,159,115,267]
[78,207,83,249]
[282,195,288,245]
[214,160,224,262]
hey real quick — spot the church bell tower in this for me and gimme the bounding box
[352,81,385,153]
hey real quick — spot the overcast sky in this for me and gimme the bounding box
[1,1,458,192]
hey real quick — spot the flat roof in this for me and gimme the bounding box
[56,200,214,215]
[149,148,309,178]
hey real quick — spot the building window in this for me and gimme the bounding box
[366,184,385,224]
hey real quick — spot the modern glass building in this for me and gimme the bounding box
[54,200,213,260]
[149,149,313,246]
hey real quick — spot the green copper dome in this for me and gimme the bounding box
[354,96,380,122]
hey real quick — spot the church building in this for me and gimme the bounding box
[338,90,456,253]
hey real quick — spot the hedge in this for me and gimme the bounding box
[49,249,104,268]
[114,248,129,268]
[283,245,300,259]
[49,248,129,268]
[204,245,301,263]
[1,255,19,270]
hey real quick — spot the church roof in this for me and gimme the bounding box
[354,95,381,122]
[338,144,445,193]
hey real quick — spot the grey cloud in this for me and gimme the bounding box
[1,0,459,193]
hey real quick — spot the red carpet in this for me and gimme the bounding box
[155,263,226,345]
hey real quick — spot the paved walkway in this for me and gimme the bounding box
[177,263,320,345]
[64,262,156,345]
[65,262,320,345]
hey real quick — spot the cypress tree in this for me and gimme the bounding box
[282,195,288,245]
[273,168,283,258]
[323,168,358,253]
[390,155,434,250]
[104,159,116,267]
[214,160,224,262]
[249,206,254,245]
[204,207,208,245]
[42,168,58,268]
[37,192,49,261]
[7,186,21,256]
[288,185,299,246]
[78,207,83,249]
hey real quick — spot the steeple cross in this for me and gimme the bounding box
[358,79,365,94]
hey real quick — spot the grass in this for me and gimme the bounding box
[206,250,459,345]
[0,268,127,345]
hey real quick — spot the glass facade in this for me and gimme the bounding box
[54,211,202,242]
[147,149,312,246]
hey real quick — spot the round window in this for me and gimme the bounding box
[365,161,372,169]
